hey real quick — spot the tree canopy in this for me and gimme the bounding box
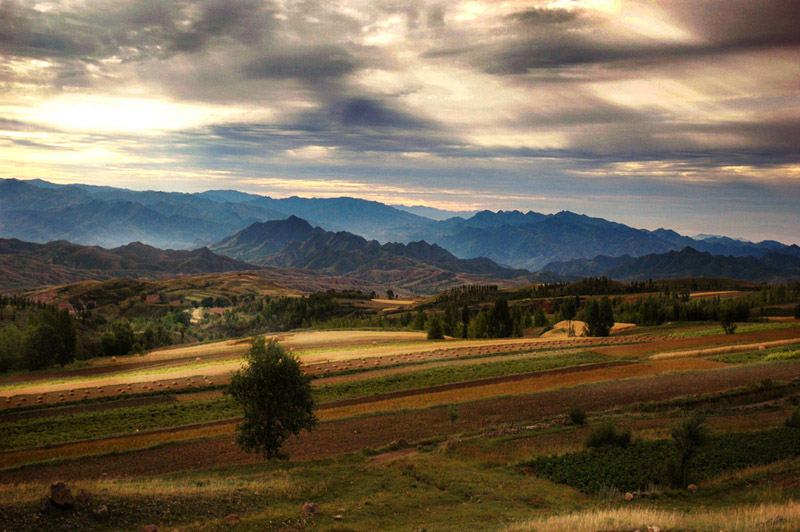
[583,297,615,337]
[225,337,317,460]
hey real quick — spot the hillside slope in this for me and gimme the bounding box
[0,239,258,290]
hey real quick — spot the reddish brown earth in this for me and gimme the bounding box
[595,328,800,357]
[317,360,635,410]
[3,361,799,484]
[0,395,175,423]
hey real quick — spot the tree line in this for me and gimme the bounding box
[0,305,78,372]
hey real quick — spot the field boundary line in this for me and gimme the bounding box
[316,360,635,410]
[650,338,800,360]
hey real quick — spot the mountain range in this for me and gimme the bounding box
[209,216,551,291]
[544,246,800,284]
[0,217,557,293]
[1,178,798,287]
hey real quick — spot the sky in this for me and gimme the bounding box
[0,0,799,243]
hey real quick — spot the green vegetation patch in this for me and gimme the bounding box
[0,398,241,450]
[526,426,800,493]
[314,351,609,404]
[673,321,799,339]
[712,346,800,365]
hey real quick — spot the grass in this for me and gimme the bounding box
[505,502,800,532]
[313,351,609,404]
[0,451,587,532]
[712,345,800,364]
[671,321,799,339]
[0,397,241,450]
[525,426,800,493]
[4,322,800,531]
[319,358,727,419]
[0,423,236,471]
[3,423,800,532]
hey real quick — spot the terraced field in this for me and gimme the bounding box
[3,319,800,531]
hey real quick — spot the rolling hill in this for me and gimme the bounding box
[0,239,258,290]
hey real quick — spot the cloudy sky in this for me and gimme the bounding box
[1,0,799,242]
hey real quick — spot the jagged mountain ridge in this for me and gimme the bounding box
[211,216,531,279]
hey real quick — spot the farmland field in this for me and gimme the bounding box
[2,316,800,531]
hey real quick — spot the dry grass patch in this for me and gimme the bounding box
[0,467,297,506]
[651,337,800,360]
[0,362,244,398]
[505,502,800,532]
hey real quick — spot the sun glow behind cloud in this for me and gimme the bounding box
[10,96,273,135]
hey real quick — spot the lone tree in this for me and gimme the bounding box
[225,337,317,460]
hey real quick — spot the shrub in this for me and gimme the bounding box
[668,412,706,487]
[427,316,444,340]
[529,427,800,493]
[447,404,460,424]
[568,404,587,425]
[585,422,631,448]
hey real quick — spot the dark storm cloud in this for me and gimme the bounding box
[243,46,359,81]
[427,0,800,76]
[513,101,646,128]
[0,1,106,59]
[487,36,798,76]
[507,7,581,27]
[200,97,444,157]
[0,0,275,62]
[332,98,433,129]
[167,0,274,53]
[667,0,800,50]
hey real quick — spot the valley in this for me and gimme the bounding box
[1,178,800,531]
[2,278,800,531]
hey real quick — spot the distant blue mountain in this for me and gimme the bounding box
[545,247,800,283]
[0,178,795,274]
